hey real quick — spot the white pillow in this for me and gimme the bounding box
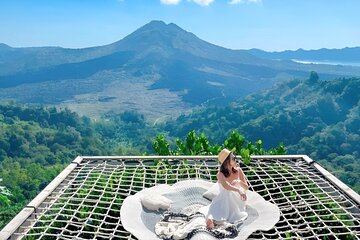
[141,194,172,211]
[202,182,220,201]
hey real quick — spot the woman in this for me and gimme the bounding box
[199,148,249,229]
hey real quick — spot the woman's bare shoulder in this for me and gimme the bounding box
[236,166,246,177]
[216,171,225,180]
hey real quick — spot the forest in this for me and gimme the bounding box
[0,104,109,228]
[161,75,360,193]
[0,103,285,229]
[0,75,359,229]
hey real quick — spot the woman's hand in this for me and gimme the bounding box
[240,192,247,201]
[238,189,247,201]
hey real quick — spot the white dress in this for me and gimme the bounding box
[199,178,248,224]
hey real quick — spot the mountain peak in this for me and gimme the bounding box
[134,20,187,35]
[143,20,167,28]
[108,20,195,53]
[105,20,258,64]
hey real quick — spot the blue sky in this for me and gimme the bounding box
[0,0,359,51]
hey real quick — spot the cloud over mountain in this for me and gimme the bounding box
[229,0,262,4]
[160,0,181,5]
[160,0,259,6]
[160,0,214,6]
[190,0,214,6]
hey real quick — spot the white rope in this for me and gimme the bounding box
[10,157,360,239]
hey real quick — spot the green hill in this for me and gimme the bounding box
[162,75,360,192]
[1,74,359,230]
[0,103,167,228]
[0,104,110,228]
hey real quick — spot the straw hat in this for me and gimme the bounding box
[218,148,231,164]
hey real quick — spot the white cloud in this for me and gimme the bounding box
[190,0,214,6]
[160,0,182,5]
[162,0,254,7]
[229,0,262,4]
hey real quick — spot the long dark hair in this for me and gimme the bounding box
[220,153,238,178]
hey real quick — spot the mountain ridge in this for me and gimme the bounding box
[1,20,360,119]
[1,20,359,72]
[245,47,360,63]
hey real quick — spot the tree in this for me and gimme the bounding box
[152,130,286,165]
[152,134,171,156]
[0,179,11,206]
[309,71,319,84]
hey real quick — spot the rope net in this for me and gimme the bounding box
[10,157,360,239]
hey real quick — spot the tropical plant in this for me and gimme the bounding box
[152,129,286,165]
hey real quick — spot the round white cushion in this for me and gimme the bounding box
[141,194,172,211]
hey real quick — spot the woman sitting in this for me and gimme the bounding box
[199,148,249,229]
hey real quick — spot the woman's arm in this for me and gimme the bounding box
[217,172,242,193]
[237,167,249,191]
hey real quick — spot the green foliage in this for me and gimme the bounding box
[0,179,11,207]
[152,129,286,165]
[175,130,220,155]
[309,71,319,83]
[97,111,159,154]
[161,77,360,192]
[268,143,286,155]
[223,130,245,153]
[119,110,145,124]
[0,104,161,229]
[0,103,110,229]
[152,134,172,156]
[1,76,359,232]
[240,148,251,165]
